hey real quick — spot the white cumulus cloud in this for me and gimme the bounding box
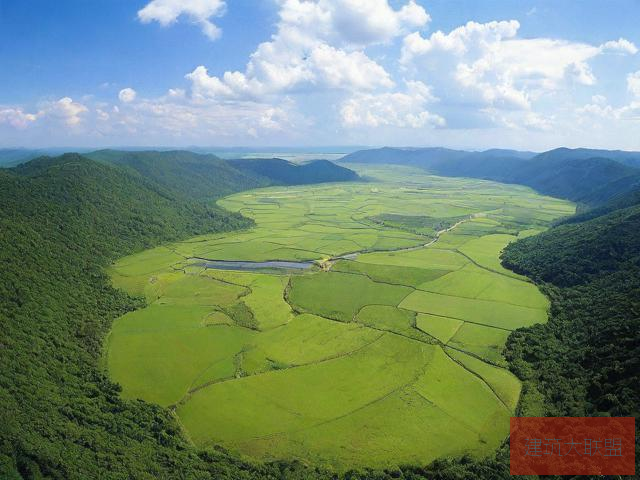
[138,0,226,40]
[600,38,638,55]
[0,97,88,129]
[341,80,444,129]
[399,19,640,119]
[0,107,41,129]
[315,0,430,47]
[628,71,640,97]
[401,20,520,61]
[184,0,426,100]
[77,87,308,143]
[118,88,137,103]
[43,97,88,126]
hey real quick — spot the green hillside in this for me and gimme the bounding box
[0,154,262,478]
[502,194,640,418]
[87,150,360,200]
[86,149,271,200]
[510,156,640,205]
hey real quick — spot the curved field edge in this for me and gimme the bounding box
[105,170,574,469]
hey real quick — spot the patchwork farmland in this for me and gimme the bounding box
[106,165,574,469]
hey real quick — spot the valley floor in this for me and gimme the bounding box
[106,165,574,469]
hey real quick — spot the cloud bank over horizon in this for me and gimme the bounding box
[1,0,640,150]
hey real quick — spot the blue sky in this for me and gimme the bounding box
[1,0,640,150]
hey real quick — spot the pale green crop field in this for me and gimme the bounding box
[106,165,574,470]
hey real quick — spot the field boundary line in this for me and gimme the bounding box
[225,347,433,445]
[454,249,531,283]
[413,286,546,311]
[181,332,386,401]
[410,388,482,435]
[444,343,509,369]
[441,347,511,412]
[400,308,514,332]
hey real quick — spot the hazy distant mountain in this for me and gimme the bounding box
[534,147,640,168]
[466,148,537,160]
[510,156,639,203]
[341,147,469,168]
[0,148,61,167]
[0,147,101,167]
[342,146,640,206]
[341,147,537,182]
[341,147,535,166]
[229,158,359,185]
[0,149,38,167]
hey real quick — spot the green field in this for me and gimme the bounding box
[106,165,574,469]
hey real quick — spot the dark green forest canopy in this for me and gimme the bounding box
[85,149,272,200]
[86,149,360,201]
[502,194,640,420]
[0,154,254,478]
[1,151,638,479]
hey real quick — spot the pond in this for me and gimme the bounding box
[191,258,315,272]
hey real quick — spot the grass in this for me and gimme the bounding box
[418,263,549,309]
[106,166,574,469]
[356,247,469,270]
[457,234,527,279]
[177,335,433,445]
[415,313,463,343]
[447,323,512,366]
[355,305,434,343]
[332,259,450,287]
[445,347,521,412]
[159,274,246,306]
[411,347,510,439]
[107,304,254,407]
[242,274,293,330]
[241,313,381,375]
[399,290,547,330]
[287,271,413,322]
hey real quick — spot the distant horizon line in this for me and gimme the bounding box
[2,145,640,154]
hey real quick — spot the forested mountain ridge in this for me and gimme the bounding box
[0,154,261,478]
[502,192,640,420]
[9,153,252,251]
[86,149,359,200]
[86,149,270,200]
[342,146,640,207]
[508,156,639,205]
[0,153,364,479]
